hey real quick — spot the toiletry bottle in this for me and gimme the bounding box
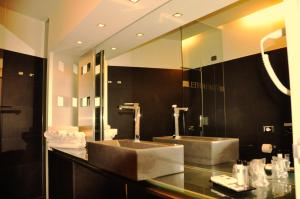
[277,149,283,159]
[232,162,237,179]
[236,160,244,186]
[243,160,249,187]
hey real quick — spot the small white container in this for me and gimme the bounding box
[243,160,249,187]
[236,160,245,186]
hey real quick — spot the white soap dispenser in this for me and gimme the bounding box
[236,160,245,186]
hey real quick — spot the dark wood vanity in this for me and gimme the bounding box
[49,147,295,199]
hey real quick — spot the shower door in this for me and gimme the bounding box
[181,22,226,137]
[0,49,46,198]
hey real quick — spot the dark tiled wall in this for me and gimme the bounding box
[182,68,202,136]
[182,48,291,160]
[108,66,182,141]
[223,48,291,160]
[108,48,292,160]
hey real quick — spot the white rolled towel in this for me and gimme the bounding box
[44,127,86,148]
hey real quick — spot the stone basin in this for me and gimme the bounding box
[87,140,184,181]
[153,136,239,166]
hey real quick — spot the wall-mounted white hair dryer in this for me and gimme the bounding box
[260,28,291,96]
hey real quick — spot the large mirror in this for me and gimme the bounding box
[181,21,224,138]
[107,29,182,141]
[94,0,291,160]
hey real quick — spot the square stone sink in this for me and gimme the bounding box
[153,136,239,166]
[87,140,184,181]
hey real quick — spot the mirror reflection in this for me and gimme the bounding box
[104,0,291,162]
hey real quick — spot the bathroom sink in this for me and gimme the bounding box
[87,140,184,181]
[153,136,239,166]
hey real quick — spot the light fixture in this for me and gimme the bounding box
[136,33,144,37]
[129,0,140,3]
[173,13,183,17]
[77,40,83,44]
[111,47,117,50]
[97,23,105,28]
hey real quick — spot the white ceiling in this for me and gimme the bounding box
[98,0,282,59]
[51,0,173,57]
[0,0,173,57]
[0,0,282,59]
[97,0,238,59]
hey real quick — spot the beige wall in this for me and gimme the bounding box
[182,27,223,68]
[182,4,285,67]
[0,6,45,57]
[108,30,182,69]
[285,0,300,197]
[48,52,78,127]
[221,12,285,62]
[77,51,95,141]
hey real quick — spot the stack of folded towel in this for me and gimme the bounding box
[104,124,118,140]
[44,126,86,148]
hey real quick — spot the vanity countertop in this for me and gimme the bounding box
[50,147,295,199]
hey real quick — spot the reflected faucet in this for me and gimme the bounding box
[172,104,188,138]
[118,103,141,142]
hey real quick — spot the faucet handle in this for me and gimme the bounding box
[124,103,134,106]
[135,135,140,142]
[172,104,177,108]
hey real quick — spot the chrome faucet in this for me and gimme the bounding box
[118,103,141,142]
[172,104,188,138]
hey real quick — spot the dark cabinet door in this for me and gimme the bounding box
[49,150,127,199]
[48,151,74,199]
[0,49,45,198]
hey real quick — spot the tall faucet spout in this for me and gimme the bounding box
[172,104,188,138]
[118,103,141,141]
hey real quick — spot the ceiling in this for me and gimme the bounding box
[51,0,174,57]
[95,0,239,59]
[0,0,282,59]
[0,0,58,21]
[0,0,238,58]
[0,0,174,57]
[96,0,282,59]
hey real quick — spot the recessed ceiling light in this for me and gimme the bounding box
[111,47,117,50]
[136,33,144,37]
[173,13,183,17]
[129,0,140,3]
[97,23,105,28]
[77,40,83,44]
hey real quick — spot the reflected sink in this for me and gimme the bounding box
[153,136,239,166]
[87,140,184,181]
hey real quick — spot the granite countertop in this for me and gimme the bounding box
[50,147,295,199]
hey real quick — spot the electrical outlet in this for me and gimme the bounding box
[263,126,274,133]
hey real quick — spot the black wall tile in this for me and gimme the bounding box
[108,48,291,161]
[182,69,202,136]
[223,48,291,159]
[214,64,226,137]
[108,66,182,140]
[108,67,135,140]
